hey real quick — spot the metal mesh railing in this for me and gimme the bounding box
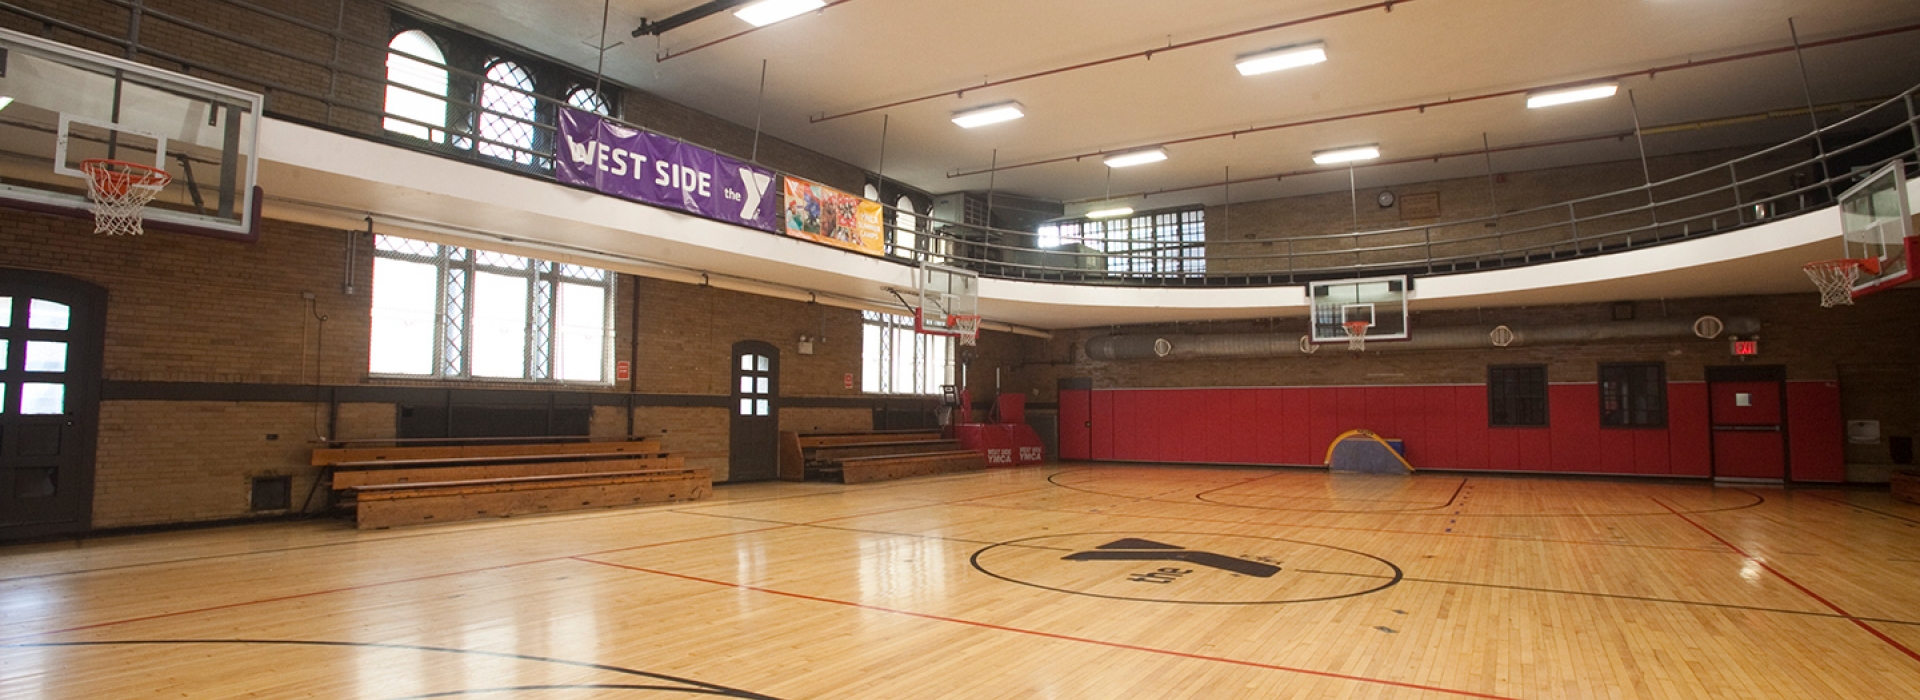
[11,0,1917,287]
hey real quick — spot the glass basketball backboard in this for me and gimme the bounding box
[1310,275,1410,344]
[916,263,979,334]
[1839,161,1915,297]
[0,27,262,238]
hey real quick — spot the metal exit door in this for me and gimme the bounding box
[1708,367,1787,481]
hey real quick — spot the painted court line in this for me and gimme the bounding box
[573,557,1521,700]
[1654,498,1920,664]
[0,524,795,644]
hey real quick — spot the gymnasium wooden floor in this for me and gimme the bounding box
[4,465,1920,699]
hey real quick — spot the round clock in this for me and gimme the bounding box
[1377,190,1396,208]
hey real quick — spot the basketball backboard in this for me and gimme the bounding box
[0,27,262,239]
[1309,275,1410,344]
[915,263,979,334]
[1839,161,1916,297]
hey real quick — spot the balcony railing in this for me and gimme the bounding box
[10,0,1916,287]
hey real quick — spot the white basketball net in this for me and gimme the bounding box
[82,159,172,236]
[1344,321,1371,351]
[1802,259,1866,308]
[952,314,981,346]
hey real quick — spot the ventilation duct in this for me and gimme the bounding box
[1085,316,1757,361]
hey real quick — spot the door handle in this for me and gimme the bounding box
[1713,425,1781,432]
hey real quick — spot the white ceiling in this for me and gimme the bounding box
[393,0,1920,212]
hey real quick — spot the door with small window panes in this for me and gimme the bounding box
[729,341,779,482]
[0,271,105,540]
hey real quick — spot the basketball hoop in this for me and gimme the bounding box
[1344,320,1371,351]
[80,158,172,236]
[1802,258,1880,307]
[952,314,981,346]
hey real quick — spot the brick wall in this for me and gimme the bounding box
[1,208,895,527]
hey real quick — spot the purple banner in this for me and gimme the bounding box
[556,108,780,232]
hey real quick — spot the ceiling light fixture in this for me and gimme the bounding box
[1526,82,1619,109]
[1312,145,1380,165]
[1235,42,1328,76]
[734,0,826,28]
[951,102,1025,129]
[1086,206,1135,220]
[1103,148,1168,168]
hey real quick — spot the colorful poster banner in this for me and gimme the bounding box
[782,177,884,256]
[555,108,779,232]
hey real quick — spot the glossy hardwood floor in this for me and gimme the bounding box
[4,465,1920,698]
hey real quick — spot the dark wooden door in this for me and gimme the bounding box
[1708,367,1788,481]
[1,270,106,540]
[728,341,779,482]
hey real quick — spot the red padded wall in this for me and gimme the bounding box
[1074,379,1841,480]
[1787,381,1845,482]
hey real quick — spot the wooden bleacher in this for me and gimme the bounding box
[313,436,710,529]
[778,429,986,484]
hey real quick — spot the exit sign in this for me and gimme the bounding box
[1731,339,1759,356]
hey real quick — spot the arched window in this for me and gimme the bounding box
[384,30,449,142]
[566,87,612,116]
[893,195,919,260]
[478,60,539,165]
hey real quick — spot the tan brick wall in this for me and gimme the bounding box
[94,401,323,528]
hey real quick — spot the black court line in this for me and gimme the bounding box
[1192,473,1469,508]
[674,510,1077,552]
[395,686,745,698]
[1797,491,1920,526]
[969,531,1404,606]
[1050,468,1765,517]
[1291,568,1920,628]
[951,498,1738,555]
[0,639,781,699]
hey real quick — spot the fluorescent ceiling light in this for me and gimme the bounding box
[0,96,12,111]
[952,102,1025,129]
[734,0,826,27]
[1235,42,1327,76]
[1103,148,1168,168]
[1087,206,1135,219]
[1312,145,1380,165]
[1526,82,1619,109]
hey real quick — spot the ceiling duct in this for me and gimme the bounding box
[1085,316,1756,361]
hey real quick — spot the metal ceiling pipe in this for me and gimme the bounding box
[1085,316,1757,360]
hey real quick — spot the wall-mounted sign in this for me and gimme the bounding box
[556,108,779,232]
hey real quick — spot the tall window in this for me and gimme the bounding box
[861,311,952,395]
[1600,363,1666,427]
[384,31,448,142]
[1037,207,1205,275]
[369,235,613,382]
[1488,365,1548,427]
[478,60,540,166]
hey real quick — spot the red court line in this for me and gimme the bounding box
[573,557,1521,700]
[1,524,795,644]
[1653,499,1920,664]
[6,484,1056,644]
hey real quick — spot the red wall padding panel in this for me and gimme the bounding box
[1666,383,1711,477]
[1069,381,1841,481]
[1058,390,1090,460]
[1787,381,1845,482]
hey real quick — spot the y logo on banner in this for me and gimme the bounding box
[738,169,772,221]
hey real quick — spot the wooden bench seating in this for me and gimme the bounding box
[779,430,985,483]
[313,437,710,529]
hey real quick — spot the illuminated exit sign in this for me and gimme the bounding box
[1731,339,1760,356]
